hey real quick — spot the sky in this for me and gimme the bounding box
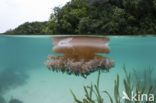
[0,0,70,33]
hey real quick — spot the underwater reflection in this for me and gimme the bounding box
[45,36,115,78]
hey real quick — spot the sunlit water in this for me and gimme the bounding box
[0,35,156,103]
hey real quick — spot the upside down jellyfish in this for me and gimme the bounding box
[45,36,114,78]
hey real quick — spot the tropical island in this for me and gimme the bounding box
[4,0,156,35]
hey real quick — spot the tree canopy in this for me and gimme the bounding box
[5,0,156,35]
[5,21,48,34]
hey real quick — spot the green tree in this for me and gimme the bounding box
[5,0,156,35]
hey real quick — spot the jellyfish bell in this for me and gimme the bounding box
[53,36,110,54]
[52,36,110,60]
[45,36,115,77]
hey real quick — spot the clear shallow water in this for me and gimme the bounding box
[0,35,156,103]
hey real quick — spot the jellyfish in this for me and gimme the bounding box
[45,36,114,77]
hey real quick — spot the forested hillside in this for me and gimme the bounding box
[5,0,156,35]
[5,22,48,34]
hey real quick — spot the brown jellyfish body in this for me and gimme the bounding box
[45,36,114,78]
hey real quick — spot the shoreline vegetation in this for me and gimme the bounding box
[4,0,156,35]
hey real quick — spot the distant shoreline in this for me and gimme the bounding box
[1,34,156,37]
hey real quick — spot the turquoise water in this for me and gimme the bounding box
[0,35,156,103]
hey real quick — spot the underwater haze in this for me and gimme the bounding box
[0,35,156,103]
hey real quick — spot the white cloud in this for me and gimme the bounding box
[0,0,70,33]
